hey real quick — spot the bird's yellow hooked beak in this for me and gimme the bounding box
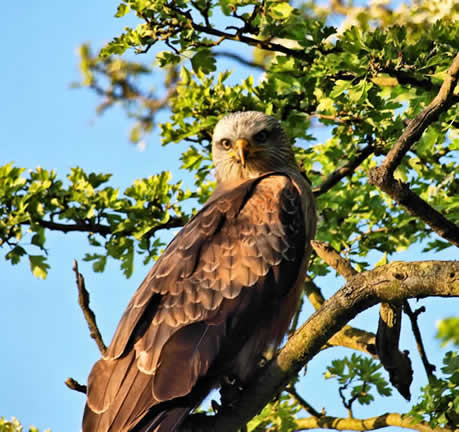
[234,138,249,167]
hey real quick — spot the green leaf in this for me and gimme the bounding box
[270,2,294,20]
[29,255,50,279]
[115,3,130,18]
[436,318,459,347]
[190,49,216,74]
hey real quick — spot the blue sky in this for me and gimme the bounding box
[0,2,457,432]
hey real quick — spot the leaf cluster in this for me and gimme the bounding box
[409,351,459,428]
[0,418,48,432]
[0,163,190,278]
[324,354,392,410]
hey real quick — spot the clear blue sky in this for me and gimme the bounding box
[0,2,457,432]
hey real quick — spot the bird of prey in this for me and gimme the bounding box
[82,111,316,432]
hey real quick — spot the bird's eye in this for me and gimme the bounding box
[220,139,232,150]
[254,130,268,143]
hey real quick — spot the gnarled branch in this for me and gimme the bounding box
[369,53,459,246]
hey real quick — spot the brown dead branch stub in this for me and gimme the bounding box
[65,377,87,394]
[73,260,107,354]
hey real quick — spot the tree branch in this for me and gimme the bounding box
[382,53,459,175]
[294,412,452,432]
[311,240,357,279]
[214,51,264,70]
[286,386,323,418]
[369,53,459,246]
[313,145,374,197]
[21,216,185,238]
[403,301,436,381]
[183,260,459,431]
[65,377,87,394]
[73,260,106,354]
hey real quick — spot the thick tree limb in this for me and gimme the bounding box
[294,412,452,432]
[369,53,459,246]
[183,260,459,431]
[73,260,106,354]
[304,278,377,357]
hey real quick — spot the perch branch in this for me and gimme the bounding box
[369,53,459,246]
[183,260,459,431]
[73,260,107,354]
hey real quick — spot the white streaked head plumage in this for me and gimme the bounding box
[212,111,297,183]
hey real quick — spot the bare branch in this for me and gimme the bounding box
[73,260,107,354]
[311,241,357,279]
[403,301,436,381]
[183,260,459,431]
[286,386,323,418]
[369,53,459,246]
[65,377,87,394]
[295,412,452,432]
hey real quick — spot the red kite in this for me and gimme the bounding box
[83,111,316,431]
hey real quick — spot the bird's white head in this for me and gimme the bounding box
[212,111,297,184]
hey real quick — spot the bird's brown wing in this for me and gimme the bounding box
[83,172,309,432]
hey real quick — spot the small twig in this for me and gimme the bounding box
[313,145,374,197]
[286,385,323,418]
[403,300,436,381]
[65,377,87,394]
[311,241,357,279]
[73,260,107,354]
